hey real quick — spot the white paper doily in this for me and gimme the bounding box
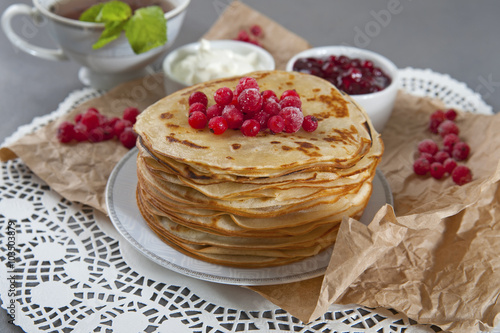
[0,68,497,333]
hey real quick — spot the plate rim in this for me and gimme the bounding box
[106,147,393,286]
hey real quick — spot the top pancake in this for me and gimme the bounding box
[135,70,376,177]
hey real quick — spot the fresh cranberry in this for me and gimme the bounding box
[188,111,208,129]
[57,121,75,143]
[113,119,133,137]
[443,158,457,174]
[268,115,285,133]
[451,142,470,161]
[279,96,302,109]
[238,88,263,114]
[241,119,260,137]
[222,105,244,129]
[236,29,250,42]
[261,90,277,103]
[433,151,450,164]
[106,117,120,128]
[188,91,208,107]
[81,110,100,130]
[429,162,446,179]
[429,110,446,133]
[280,90,300,101]
[419,152,435,164]
[234,77,259,97]
[189,102,206,115]
[263,100,281,116]
[250,24,263,37]
[442,133,460,150]
[206,104,224,119]
[123,107,140,124]
[413,157,430,176]
[208,116,228,135]
[102,125,115,141]
[74,113,83,123]
[302,115,318,132]
[451,165,472,185]
[88,127,106,143]
[438,120,459,137]
[445,109,457,121]
[253,110,270,130]
[119,128,138,149]
[73,123,89,141]
[214,87,234,106]
[417,139,439,155]
[279,106,304,133]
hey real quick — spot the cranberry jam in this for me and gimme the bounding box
[292,55,392,95]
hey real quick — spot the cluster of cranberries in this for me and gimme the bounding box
[187,76,318,136]
[56,107,139,149]
[292,55,391,95]
[413,109,472,185]
[234,24,264,47]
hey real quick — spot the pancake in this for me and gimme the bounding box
[134,70,384,268]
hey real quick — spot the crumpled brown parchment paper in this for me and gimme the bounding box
[1,2,499,332]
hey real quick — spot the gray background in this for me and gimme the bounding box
[1,0,499,332]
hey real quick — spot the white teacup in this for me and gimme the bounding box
[1,0,190,89]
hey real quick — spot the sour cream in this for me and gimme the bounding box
[170,39,268,85]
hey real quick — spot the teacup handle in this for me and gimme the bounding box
[1,4,68,61]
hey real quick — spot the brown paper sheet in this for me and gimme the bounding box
[203,1,311,70]
[0,73,167,212]
[1,1,500,331]
[250,92,500,332]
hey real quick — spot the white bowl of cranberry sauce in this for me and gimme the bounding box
[286,46,399,132]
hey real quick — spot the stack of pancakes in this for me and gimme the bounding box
[134,70,384,268]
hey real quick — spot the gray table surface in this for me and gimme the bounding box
[1,0,499,332]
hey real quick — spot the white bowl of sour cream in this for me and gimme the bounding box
[162,39,275,94]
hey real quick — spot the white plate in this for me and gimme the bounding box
[106,148,393,286]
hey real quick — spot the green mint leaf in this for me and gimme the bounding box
[92,20,127,49]
[96,1,132,22]
[79,3,104,22]
[125,6,167,54]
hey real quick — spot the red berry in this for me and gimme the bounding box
[445,109,457,121]
[241,119,260,137]
[253,110,270,130]
[106,117,120,128]
[302,115,318,132]
[87,107,100,114]
[443,133,460,150]
[279,107,304,133]
[188,91,208,107]
[236,30,250,42]
[119,128,138,149]
[189,102,206,115]
[433,151,450,164]
[222,105,244,129]
[208,116,228,135]
[250,24,263,37]
[57,121,75,143]
[280,90,300,101]
[263,100,281,116]
[234,77,259,97]
[268,115,285,133]
[451,165,472,185]
[81,110,100,130]
[438,120,459,137]
[73,123,88,141]
[102,125,115,141]
[417,139,439,155]
[238,88,263,114]
[188,111,208,129]
[261,90,277,103]
[214,87,234,106]
[113,119,133,137]
[413,157,430,176]
[123,107,140,124]
[451,142,470,161]
[88,127,106,143]
[429,118,442,134]
[74,113,83,123]
[443,158,457,174]
[419,152,435,164]
[429,110,446,133]
[429,162,446,179]
[206,104,224,119]
[279,96,302,109]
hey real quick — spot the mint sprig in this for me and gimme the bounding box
[80,1,167,54]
